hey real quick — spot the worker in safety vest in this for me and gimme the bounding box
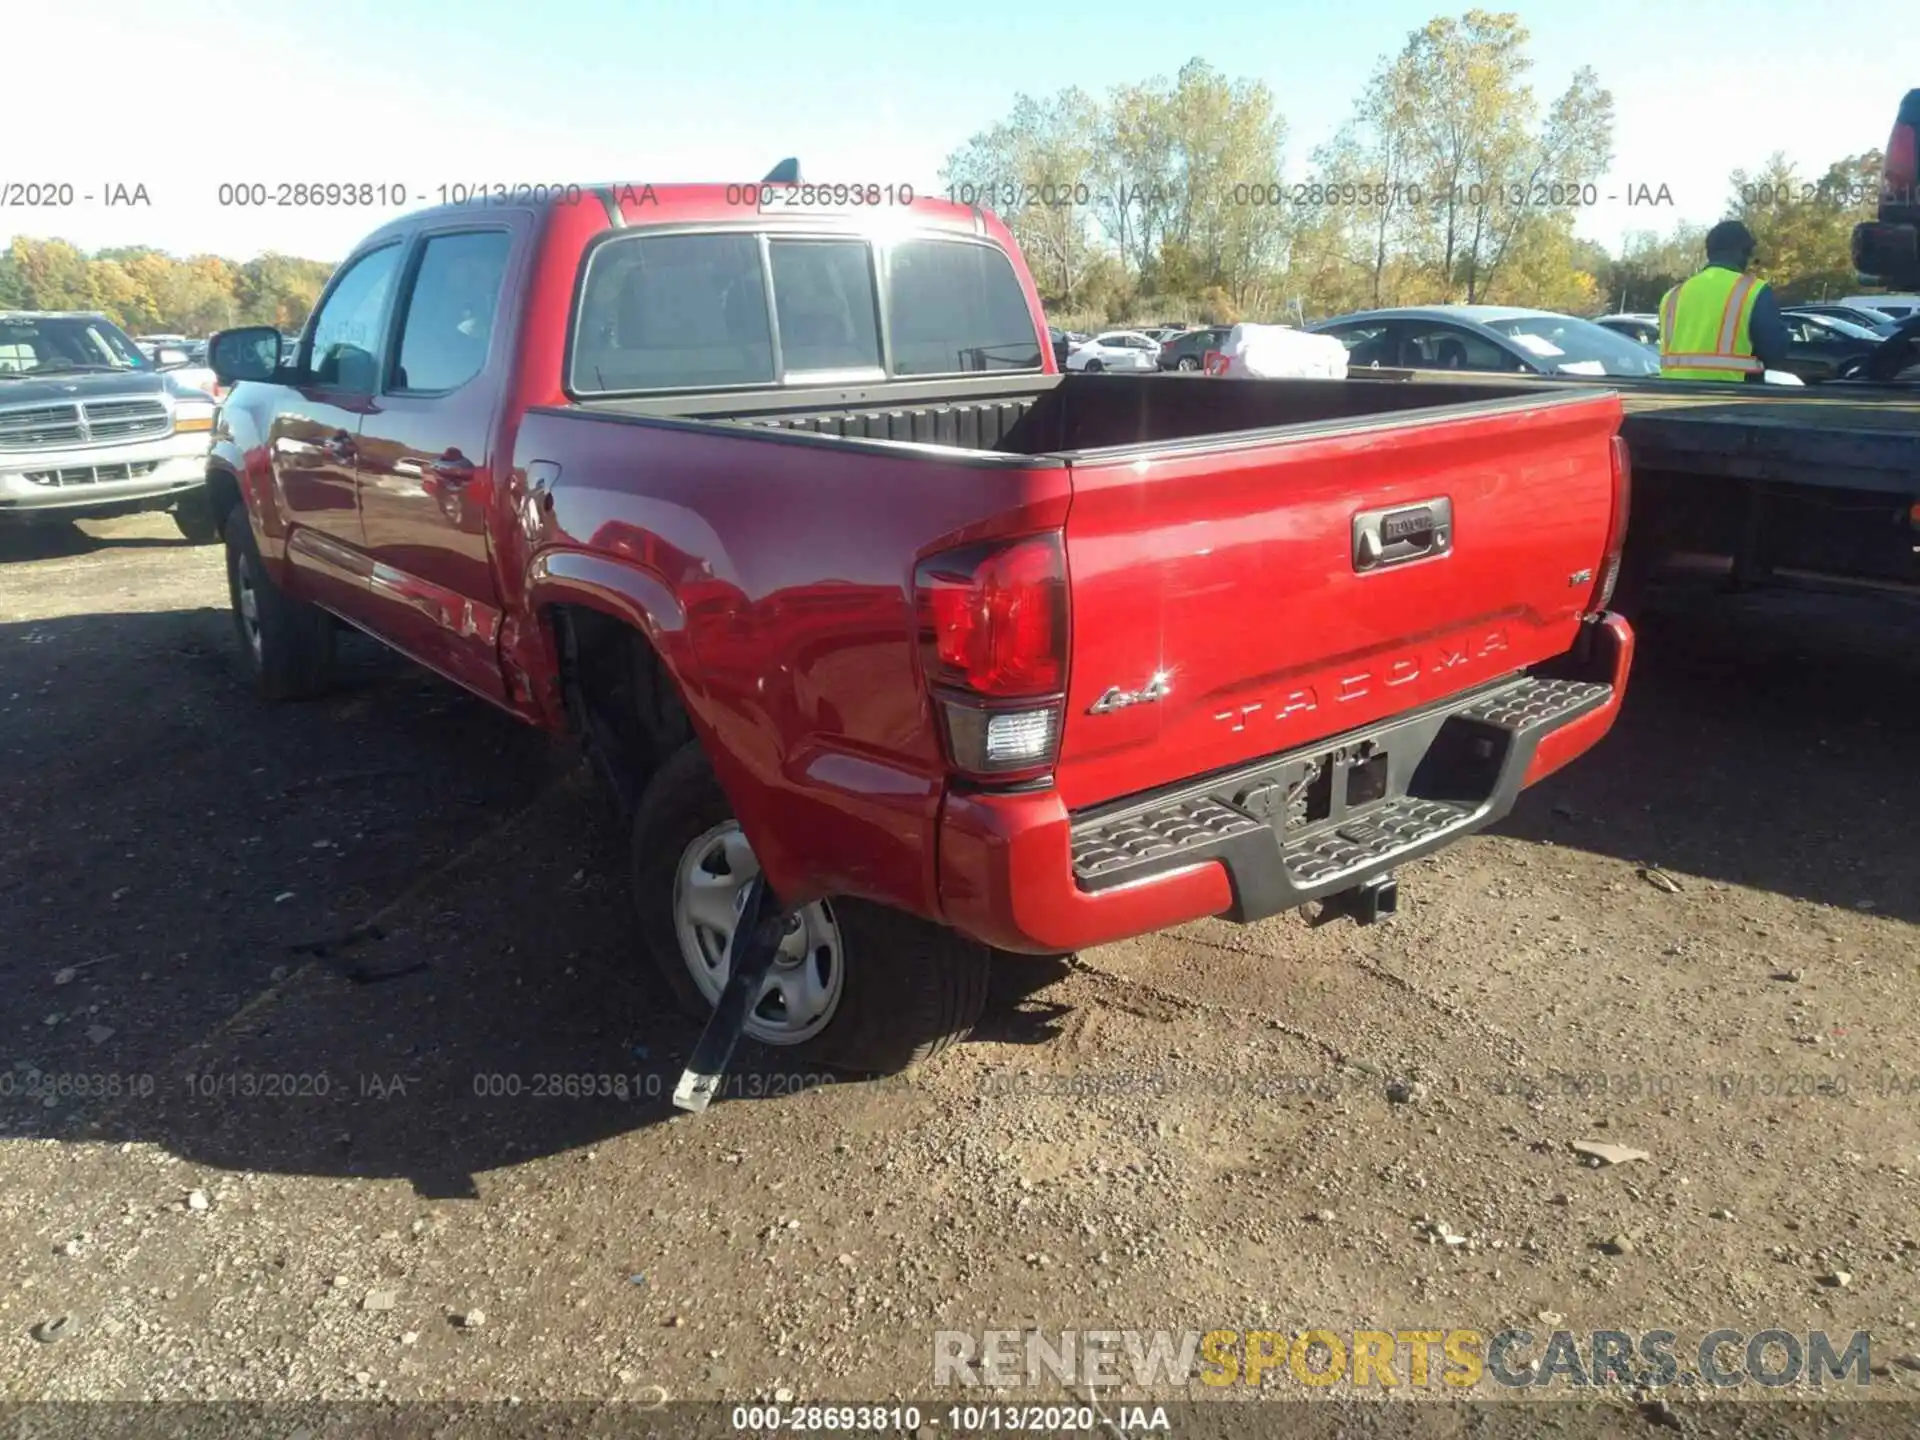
[1657,220,1788,381]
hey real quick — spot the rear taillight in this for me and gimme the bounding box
[915,532,1068,781]
[1591,434,1633,611]
[1888,122,1917,202]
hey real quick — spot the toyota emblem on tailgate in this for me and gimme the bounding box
[1353,497,1452,572]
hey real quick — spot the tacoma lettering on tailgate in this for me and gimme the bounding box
[1213,628,1511,734]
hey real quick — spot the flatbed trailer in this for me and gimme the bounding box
[1339,367,1920,599]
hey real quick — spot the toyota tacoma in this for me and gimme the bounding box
[202,179,1634,1074]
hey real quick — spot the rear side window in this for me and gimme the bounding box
[573,233,775,392]
[769,239,881,374]
[392,230,512,393]
[887,240,1042,375]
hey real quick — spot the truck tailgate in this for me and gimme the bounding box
[1056,392,1622,811]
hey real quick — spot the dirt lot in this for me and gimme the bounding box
[2,514,1918,1431]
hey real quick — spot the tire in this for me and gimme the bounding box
[1083,359,1103,373]
[172,488,222,544]
[1176,356,1200,371]
[631,742,990,1075]
[223,505,335,700]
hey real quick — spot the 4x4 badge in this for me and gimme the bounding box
[1088,672,1172,714]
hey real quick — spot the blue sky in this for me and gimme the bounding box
[7,0,1913,262]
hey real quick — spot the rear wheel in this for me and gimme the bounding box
[1083,359,1104,373]
[223,506,335,700]
[631,743,990,1074]
[1176,356,1200,371]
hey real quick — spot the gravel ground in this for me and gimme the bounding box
[2,515,1918,1434]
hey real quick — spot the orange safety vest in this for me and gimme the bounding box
[1658,266,1768,381]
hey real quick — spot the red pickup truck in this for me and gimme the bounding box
[1852,89,1920,289]
[204,180,1633,1075]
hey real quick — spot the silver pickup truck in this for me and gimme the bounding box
[0,311,221,542]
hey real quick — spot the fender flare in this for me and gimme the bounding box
[517,550,822,904]
[517,548,696,727]
[206,439,291,569]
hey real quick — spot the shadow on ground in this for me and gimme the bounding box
[0,607,1069,1197]
[1500,575,1920,924]
[2,580,1912,1193]
[0,519,197,562]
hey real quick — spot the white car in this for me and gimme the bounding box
[1839,293,1920,322]
[1063,330,1161,373]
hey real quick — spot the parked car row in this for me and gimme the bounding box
[1593,303,1904,383]
[1062,330,1163,372]
[1055,289,1920,388]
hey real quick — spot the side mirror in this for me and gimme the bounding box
[209,326,283,385]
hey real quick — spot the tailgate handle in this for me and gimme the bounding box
[1354,497,1452,572]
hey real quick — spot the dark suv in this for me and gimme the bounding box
[1853,90,1920,288]
[1157,326,1232,371]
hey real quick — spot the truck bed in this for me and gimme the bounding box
[542,370,1623,825]
[576,371,1588,460]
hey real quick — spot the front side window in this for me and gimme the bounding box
[308,244,403,392]
[392,231,513,393]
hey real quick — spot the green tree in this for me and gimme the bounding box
[942,89,1104,310]
[1731,150,1880,301]
[1388,11,1532,298]
[1473,65,1614,302]
[1603,224,1706,313]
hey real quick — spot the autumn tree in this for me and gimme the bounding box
[1603,224,1708,312]
[3,238,94,310]
[0,237,334,333]
[1731,150,1881,302]
[941,57,1287,316]
[942,90,1104,311]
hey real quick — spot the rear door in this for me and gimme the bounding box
[1053,392,1623,811]
[354,222,522,702]
[275,241,406,617]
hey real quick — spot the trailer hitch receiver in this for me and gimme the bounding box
[1314,872,1400,927]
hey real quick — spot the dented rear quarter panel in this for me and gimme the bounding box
[510,406,1071,915]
